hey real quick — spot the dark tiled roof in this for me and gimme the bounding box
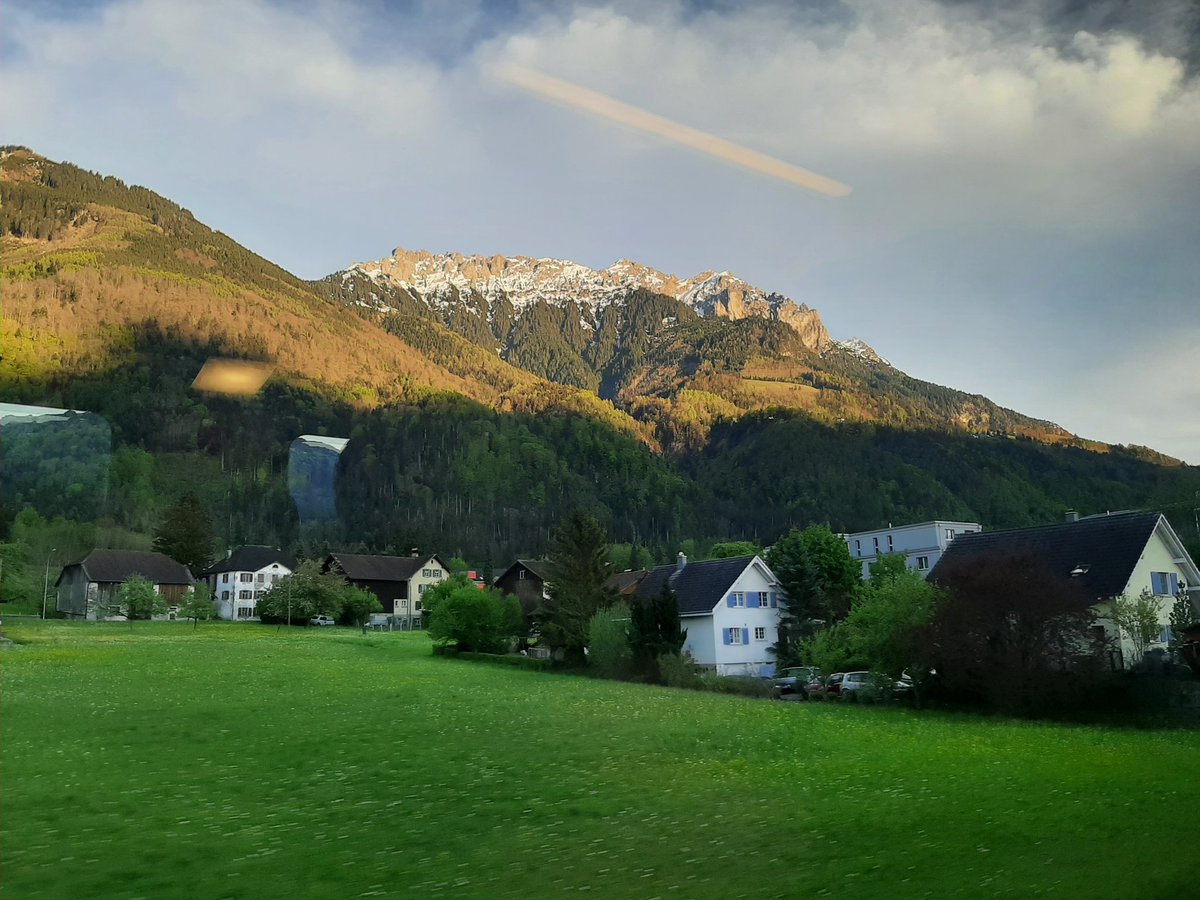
[327,553,446,582]
[606,569,649,595]
[202,546,296,576]
[635,555,759,616]
[68,549,194,586]
[929,512,1160,599]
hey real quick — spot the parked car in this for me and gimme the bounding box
[775,666,822,697]
[839,671,871,699]
[809,672,843,699]
[309,615,336,627]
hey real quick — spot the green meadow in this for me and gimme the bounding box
[1,622,1195,899]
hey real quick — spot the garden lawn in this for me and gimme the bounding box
[1,622,1196,899]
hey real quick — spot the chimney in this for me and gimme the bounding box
[410,548,420,558]
[676,552,687,572]
[1065,510,1079,523]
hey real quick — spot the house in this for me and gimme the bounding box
[493,559,552,624]
[607,568,649,599]
[57,549,194,620]
[842,520,982,579]
[322,552,450,629]
[201,546,297,621]
[930,511,1200,669]
[634,553,784,676]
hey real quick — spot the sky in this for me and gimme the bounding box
[3,0,1198,462]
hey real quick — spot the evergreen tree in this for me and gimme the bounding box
[765,527,823,666]
[153,493,213,576]
[630,581,686,679]
[540,512,617,665]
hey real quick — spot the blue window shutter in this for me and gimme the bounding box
[723,629,732,645]
[748,592,759,608]
[726,594,736,608]
[742,628,749,645]
[770,592,778,608]
[1151,573,1163,594]
[1169,573,1179,594]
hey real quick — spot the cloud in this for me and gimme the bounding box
[0,0,1197,460]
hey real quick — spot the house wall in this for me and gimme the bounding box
[494,568,547,625]
[681,614,716,667]
[56,566,91,618]
[1097,527,1193,665]
[210,563,292,621]
[405,557,448,627]
[705,561,782,676]
[845,520,981,579]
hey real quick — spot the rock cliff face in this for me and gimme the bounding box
[342,247,831,351]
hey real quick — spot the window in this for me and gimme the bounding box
[887,534,893,551]
[518,569,526,580]
[238,590,252,600]
[397,599,407,609]
[222,573,229,584]
[433,569,442,578]
[754,627,766,641]
[271,574,280,583]
[728,627,744,645]
[916,556,929,570]
[418,583,428,595]
[236,607,254,619]
[945,529,956,540]
[256,573,264,583]
[1151,572,1180,596]
[1157,626,1172,644]
[422,568,432,577]
[221,591,229,600]
[253,591,263,599]
[239,572,252,582]
[732,592,746,607]
[414,600,423,612]
[873,537,879,552]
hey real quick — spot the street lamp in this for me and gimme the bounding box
[41,548,58,620]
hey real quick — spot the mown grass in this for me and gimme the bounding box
[1,622,1196,899]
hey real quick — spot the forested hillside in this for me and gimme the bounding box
[2,146,1198,587]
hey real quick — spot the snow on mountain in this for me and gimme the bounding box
[832,337,890,367]
[340,248,831,351]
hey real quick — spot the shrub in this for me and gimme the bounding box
[588,602,633,679]
[657,652,700,689]
[695,672,776,699]
[454,651,551,672]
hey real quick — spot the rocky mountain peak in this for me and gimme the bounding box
[344,247,830,351]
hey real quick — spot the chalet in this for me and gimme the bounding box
[607,568,649,599]
[634,553,784,676]
[57,549,194,620]
[201,546,297,621]
[931,511,1200,669]
[493,559,552,624]
[323,552,450,629]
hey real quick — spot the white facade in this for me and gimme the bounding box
[680,557,783,676]
[843,520,982,579]
[209,561,293,621]
[1095,517,1199,667]
[387,556,448,629]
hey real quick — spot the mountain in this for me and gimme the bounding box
[326,247,1076,452]
[2,147,1197,568]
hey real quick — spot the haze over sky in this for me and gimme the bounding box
[3,0,1198,461]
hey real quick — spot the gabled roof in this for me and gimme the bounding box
[635,555,766,616]
[606,569,649,596]
[61,549,194,586]
[325,552,447,583]
[202,546,296,576]
[929,512,1169,599]
[495,559,552,585]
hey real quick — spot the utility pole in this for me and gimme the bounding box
[41,548,58,620]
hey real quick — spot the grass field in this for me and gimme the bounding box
[2,622,1196,899]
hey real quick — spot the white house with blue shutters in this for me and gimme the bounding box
[634,553,784,676]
